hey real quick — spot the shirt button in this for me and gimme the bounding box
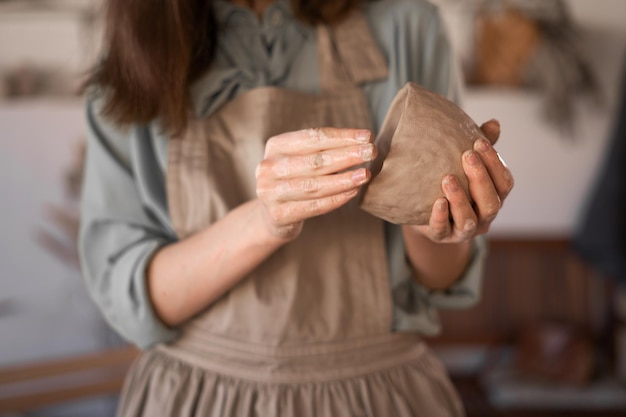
[269,9,284,27]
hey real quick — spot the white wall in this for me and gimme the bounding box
[0,101,122,366]
[1,6,124,416]
[0,100,121,417]
[0,0,119,372]
[438,0,626,236]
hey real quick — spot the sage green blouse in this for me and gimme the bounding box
[80,0,487,349]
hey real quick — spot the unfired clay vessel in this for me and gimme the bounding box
[359,82,491,225]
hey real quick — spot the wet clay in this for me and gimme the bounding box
[360,82,491,225]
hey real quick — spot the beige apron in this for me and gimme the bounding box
[117,11,464,417]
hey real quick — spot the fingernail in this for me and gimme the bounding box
[360,144,374,161]
[465,150,480,166]
[444,175,459,192]
[356,130,371,143]
[474,138,490,153]
[352,168,368,184]
[464,219,476,232]
[437,198,447,212]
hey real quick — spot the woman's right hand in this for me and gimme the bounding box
[256,127,376,241]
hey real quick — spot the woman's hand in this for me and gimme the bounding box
[256,127,376,241]
[408,119,514,243]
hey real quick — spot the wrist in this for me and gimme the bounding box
[402,225,473,290]
[255,200,302,244]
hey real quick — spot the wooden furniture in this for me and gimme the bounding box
[431,238,621,416]
[0,346,138,414]
[432,238,611,346]
[453,375,626,417]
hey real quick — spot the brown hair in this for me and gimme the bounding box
[89,0,361,134]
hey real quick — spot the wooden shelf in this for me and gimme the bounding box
[0,346,138,414]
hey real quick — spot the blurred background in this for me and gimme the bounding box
[0,0,625,416]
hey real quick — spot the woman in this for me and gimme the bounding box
[80,0,513,415]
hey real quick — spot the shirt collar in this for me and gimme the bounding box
[213,0,294,27]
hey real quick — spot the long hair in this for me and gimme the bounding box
[89,0,361,134]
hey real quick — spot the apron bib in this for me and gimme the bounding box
[165,11,393,352]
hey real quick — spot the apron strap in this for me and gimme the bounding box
[317,10,388,92]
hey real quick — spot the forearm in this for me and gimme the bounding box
[147,199,289,326]
[401,225,472,290]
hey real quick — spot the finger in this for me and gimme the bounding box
[473,138,514,201]
[270,189,359,224]
[480,119,500,145]
[270,169,370,202]
[462,150,501,224]
[265,128,373,157]
[427,198,452,241]
[442,175,478,238]
[261,143,376,179]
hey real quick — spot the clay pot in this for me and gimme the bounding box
[359,82,490,225]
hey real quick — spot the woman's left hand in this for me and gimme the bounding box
[408,119,514,244]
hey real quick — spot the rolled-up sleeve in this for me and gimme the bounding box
[79,98,180,349]
[389,224,488,335]
[413,236,488,310]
